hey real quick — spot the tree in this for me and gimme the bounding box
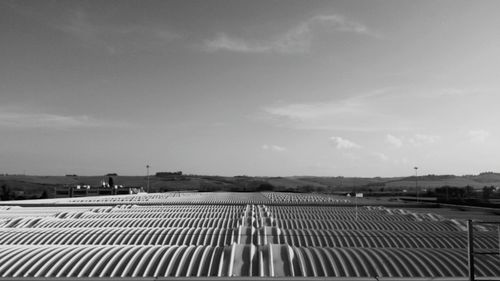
[258,183,275,191]
[108,177,114,188]
[1,184,10,201]
[464,185,475,199]
[482,186,495,202]
[40,189,48,199]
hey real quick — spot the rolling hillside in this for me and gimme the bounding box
[1,173,500,200]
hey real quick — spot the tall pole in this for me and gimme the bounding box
[467,219,475,281]
[146,165,150,193]
[355,193,358,221]
[414,166,419,203]
[354,179,358,221]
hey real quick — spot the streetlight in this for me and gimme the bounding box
[146,165,150,193]
[353,178,358,221]
[414,166,419,203]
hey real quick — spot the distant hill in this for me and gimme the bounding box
[1,172,500,200]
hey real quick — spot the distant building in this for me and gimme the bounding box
[156,171,182,177]
[54,185,142,198]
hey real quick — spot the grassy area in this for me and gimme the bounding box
[1,173,500,202]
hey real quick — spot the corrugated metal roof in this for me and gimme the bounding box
[0,192,498,278]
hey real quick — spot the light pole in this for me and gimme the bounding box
[414,166,418,203]
[353,179,358,221]
[146,165,150,193]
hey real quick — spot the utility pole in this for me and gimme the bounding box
[414,166,419,203]
[467,220,474,281]
[146,165,150,193]
[353,179,358,221]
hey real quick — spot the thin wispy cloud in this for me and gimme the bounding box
[329,136,361,149]
[409,134,440,146]
[385,133,440,147]
[0,109,120,129]
[259,88,408,131]
[204,33,272,54]
[204,14,378,54]
[468,129,490,143]
[258,85,493,132]
[263,87,392,121]
[434,88,470,97]
[372,152,390,162]
[263,87,462,123]
[386,134,403,148]
[56,9,180,54]
[262,144,287,152]
[420,87,493,99]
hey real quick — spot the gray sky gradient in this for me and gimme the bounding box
[1,0,499,176]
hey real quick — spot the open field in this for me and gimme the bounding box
[0,192,499,279]
[3,173,500,201]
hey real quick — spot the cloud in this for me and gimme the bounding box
[56,9,180,54]
[386,134,403,148]
[409,134,440,146]
[204,14,377,54]
[329,136,361,149]
[373,152,389,162]
[263,89,391,122]
[259,88,410,131]
[384,133,440,147]
[264,102,340,120]
[468,130,490,143]
[431,88,493,98]
[204,33,273,54]
[0,109,119,129]
[262,144,287,152]
[258,86,499,133]
[435,88,470,97]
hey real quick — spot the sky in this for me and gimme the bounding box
[1,0,500,177]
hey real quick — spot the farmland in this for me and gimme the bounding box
[3,173,500,201]
[0,192,499,279]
